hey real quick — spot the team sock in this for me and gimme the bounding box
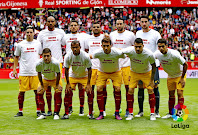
[87,90,94,115]
[149,93,155,114]
[64,91,72,115]
[38,93,45,112]
[154,87,160,113]
[103,86,107,111]
[125,85,129,111]
[178,97,184,110]
[169,95,175,115]
[114,91,121,112]
[127,93,134,114]
[46,86,52,112]
[79,89,85,108]
[18,92,25,112]
[97,91,104,113]
[54,91,62,113]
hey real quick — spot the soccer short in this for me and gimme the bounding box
[96,71,122,87]
[69,77,88,90]
[138,67,160,85]
[19,76,39,92]
[129,70,153,90]
[38,79,63,92]
[167,75,187,91]
[121,66,130,85]
[60,63,63,75]
[91,69,98,86]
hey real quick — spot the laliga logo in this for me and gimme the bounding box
[146,0,171,5]
[172,104,189,122]
[39,0,43,7]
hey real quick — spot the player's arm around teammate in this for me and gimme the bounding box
[92,37,125,120]
[122,38,156,120]
[36,48,62,120]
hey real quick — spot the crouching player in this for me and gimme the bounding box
[36,48,62,120]
[154,39,188,119]
[122,38,156,120]
[62,40,93,119]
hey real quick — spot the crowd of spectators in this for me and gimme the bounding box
[0,7,198,69]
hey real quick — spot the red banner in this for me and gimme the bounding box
[0,69,19,79]
[0,0,198,8]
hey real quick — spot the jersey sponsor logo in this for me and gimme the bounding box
[43,69,54,73]
[108,0,138,5]
[114,39,126,45]
[102,59,115,63]
[142,39,150,45]
[24,48,36,53]
[131,58,144,64]
[70,38,77,40]
[46,36,59,42]
[146,0,171,5]
[161,60,171,65]
[71,61,84,66]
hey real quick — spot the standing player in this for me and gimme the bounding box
[36,48,62,120]
[37,16,66,116]
[85,22,109,116]
[136,15,161,118]
[64,20,89,116]
[154,39,188,119]
[13,26,42,117]
[109,18,136,117]
[62,40,94,119]
[122,38,156,120]
[92,37,125,120]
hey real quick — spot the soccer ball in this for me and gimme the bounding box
[177,110,183,117]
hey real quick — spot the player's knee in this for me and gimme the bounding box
[97,85,103,92]
[138,84,144,88]
[114,86,121,92]
[169,91,175,97]
[154,84,158,88]
[148,89,154,94]
[19,92,25,95]
[177,90,183,98]
[128,88,134,95]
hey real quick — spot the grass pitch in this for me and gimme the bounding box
[0,79,197,135]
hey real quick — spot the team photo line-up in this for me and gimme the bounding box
[13,15,187,121]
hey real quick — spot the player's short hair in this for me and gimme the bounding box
[93,21,100,25]
[42,48,51,54]
[71,40,81,46]
[116,18,124,23]
[157,38,167,44]
[135,38,143,44]
[140,15,149,21]
[102,37,111,45]
[26,26,34,31]
[70,20,78,25]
